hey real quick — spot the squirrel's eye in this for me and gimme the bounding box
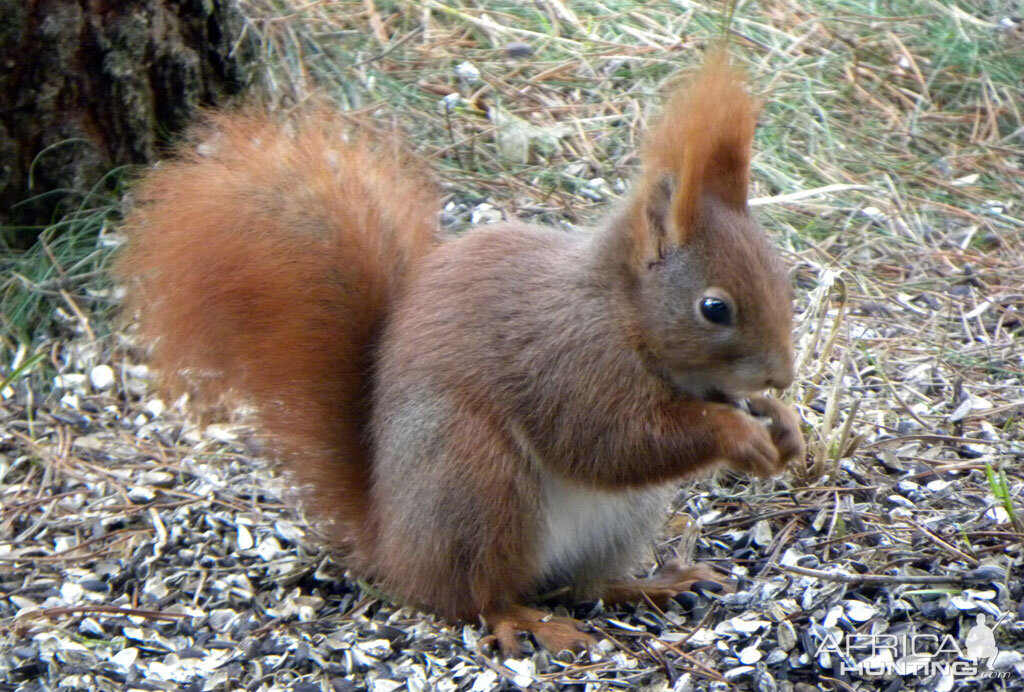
[699,296,732,326]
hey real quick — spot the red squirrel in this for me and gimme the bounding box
[117,52,804,656]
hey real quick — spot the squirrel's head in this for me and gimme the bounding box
[622,52,795,401]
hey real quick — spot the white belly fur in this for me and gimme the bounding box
[535,472,674,591]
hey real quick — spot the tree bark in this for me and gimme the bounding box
[1,0,252,231]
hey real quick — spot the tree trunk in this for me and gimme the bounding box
[0,0,253,232]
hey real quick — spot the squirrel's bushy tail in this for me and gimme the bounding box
[117,110,439,553]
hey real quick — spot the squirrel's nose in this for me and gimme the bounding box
[765,358,794,390]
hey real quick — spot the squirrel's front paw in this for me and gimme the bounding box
[745,395,805,465]
[717,408,782,477]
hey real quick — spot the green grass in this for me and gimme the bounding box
[0,200,121,388]
[986,462,1024,540]
[238,0,1023,234]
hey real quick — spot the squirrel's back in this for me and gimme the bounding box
[116,109,439,554]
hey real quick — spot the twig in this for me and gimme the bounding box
[17,605,191,622]
[749,183,875,207]
[901,518,980,566]
[777,564,986,585]
[350,26,423,67]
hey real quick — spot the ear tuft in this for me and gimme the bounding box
[633,49,757,254]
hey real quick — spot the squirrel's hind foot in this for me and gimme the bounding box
[602,559,734,606]
[482,605,594,658]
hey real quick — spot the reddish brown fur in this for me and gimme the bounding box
[118,55,804,652]
[631,51,757,263]
[116,110,438,560]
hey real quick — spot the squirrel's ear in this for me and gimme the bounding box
[627,172,676,266]
[631,50,757,259]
